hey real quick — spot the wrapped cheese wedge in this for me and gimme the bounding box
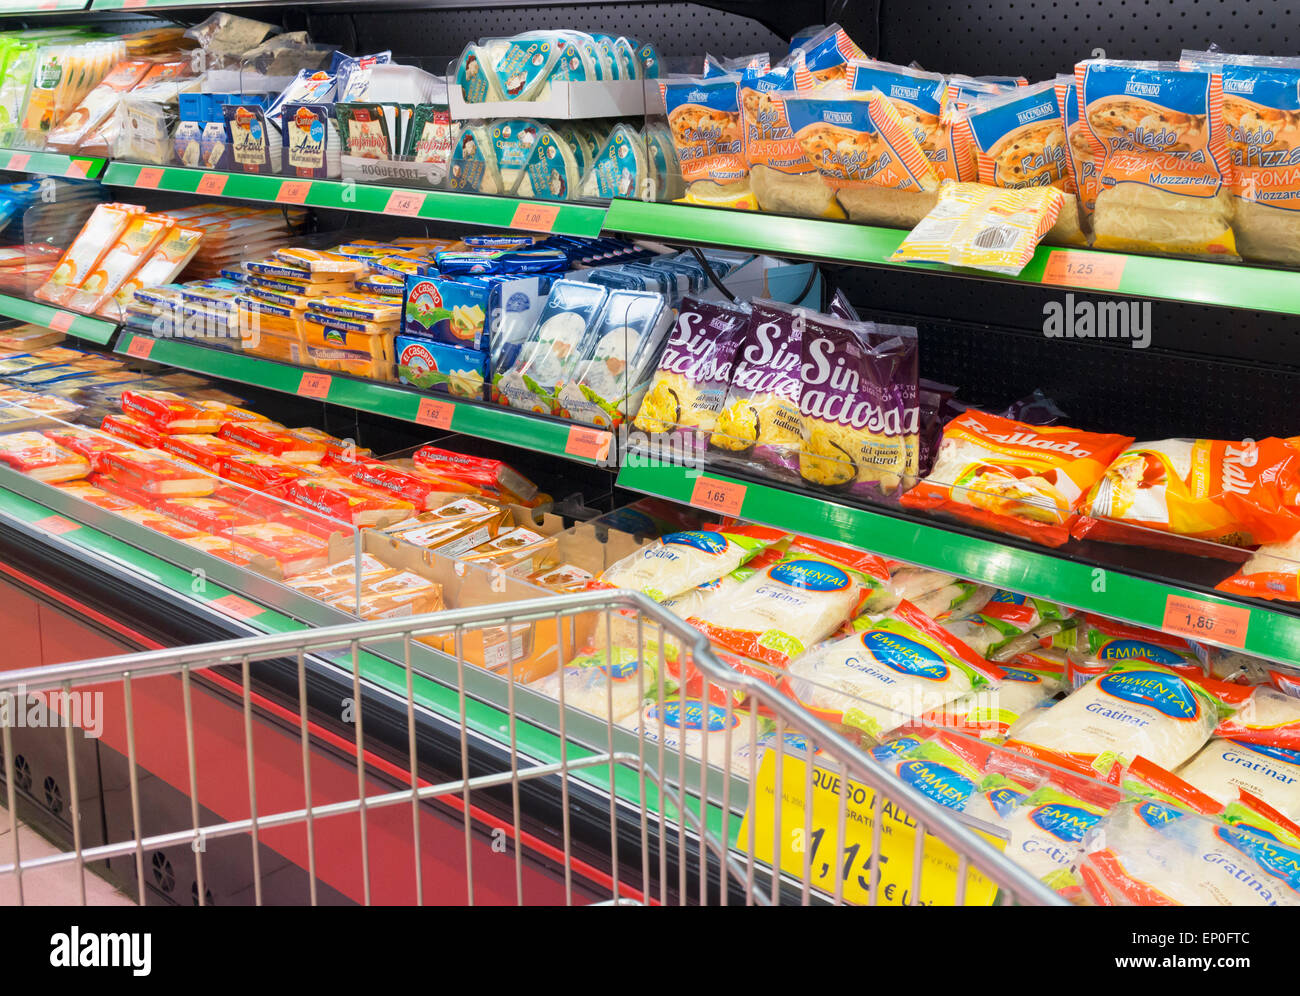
[101,448,216,498]
[0,431,91,483]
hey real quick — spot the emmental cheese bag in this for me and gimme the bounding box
[900,410,1132,547]
[596,523,785,602]
[1077,60,1238,259]
[1005,662,1251,773]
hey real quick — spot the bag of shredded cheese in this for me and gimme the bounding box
[1178,738,1300,821]
[1049,614,1207,688]
[1215,685,1300,750]
[1004,662,1251,772]
[848,60,962,182]
[1216,532,1300,603]
[920,656,1066,742]
[900,409,1133,547]
[1076,59,1238,260]
[739,66,841,218]
[620,697,770,776]
[690,537,891,667]
[782,600,999,740]
[596,522,785,602]
[529,642,693,723]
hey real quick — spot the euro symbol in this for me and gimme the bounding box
[883,883,896,902]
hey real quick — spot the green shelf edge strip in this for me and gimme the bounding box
[0,149,104,178]
[102,162,608,237]
[0,483,723,848]
[114,331,600,464]
[602,199,1300,317]
[0,1,87,12]
[616,458,1300,665]
[0,293,117,345]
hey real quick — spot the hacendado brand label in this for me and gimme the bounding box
[663,530,728,555]
[1136,799,1184,828]
[986,786,1026,819]
[767,559,850,592]
[1097,669,1201,721]
[598,657,641,680]
[861,630,950,681]
[1029,802,1102,842]
[1000,667,1044,684]
[648,700,734,732]
[1096,638,1186,666]
[896,759,974,810]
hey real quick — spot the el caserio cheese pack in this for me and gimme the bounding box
[900,409,1133,547]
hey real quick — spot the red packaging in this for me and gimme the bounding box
[218,421,327,464]
[219,452,316,497]
[89,471,161,509]
[178,533,269,572]
[42,426,133,473]
[156,496,261,535]
[50,480,139,512]
[0,431,90,482]
[100,413,163,449]
[348,459,466,510]
[288,427,372,469]
[117,506,205,541]
[413,445,539,503]
[222,522,331,577]
[161,433,256,473]
[286,476,415,527]
[120,390,223,434]
[102,447,215,497]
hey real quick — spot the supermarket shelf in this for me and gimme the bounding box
[0,150,103,178]
[602,199,1300,317]
[113,330,615,465]
[102,161,609,237]
[616,457,1300,666]
[0,292,118,344]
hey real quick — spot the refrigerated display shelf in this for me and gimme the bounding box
[0,292,117,344]
[112,331,615,464]
[602,199,1300,317]
[616,456,1300,666]
[0,149,103,179]
[101,162,608,237]
[0,0,87,11]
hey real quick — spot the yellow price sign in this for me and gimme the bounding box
[738,752,1004,906]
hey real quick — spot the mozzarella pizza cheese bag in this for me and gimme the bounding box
[900,409,1132,547]
[1077,60,1238,259]
[690,537,891,667]
[782,600,998,740]
[848,59,962,183]
[739,66,840,218]
[596,522,784,602]
[1005,662,1250,772]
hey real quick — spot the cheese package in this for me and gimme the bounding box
[849,59,964,183]
[218,452,317,496]
[160,433,254,474]
[411,446,540,505]
[224,522,331,577]
[970,590,1074,656]
[659,75,751,204]
[36,204,140,306]
[619,698,768,777]
[385,514,507,558]
[783,600,999,740]
[67,213,176,315]
[1079,794,1300,906]
[1050,614,1206,684]
[177,533,268,572]
[101,448,215,498]
[781,90,939,227]
[349,460,478,511]
[41,426,131,473]
[1076,436,1300,551]
[689,537,892,667]
[218,421,326,464]
[274,248,368,281]
[919,654,1066,742]
[0,325,65,352]
[50,480,138,512]
[1004,662,1251,772]
[1077,60,1237,259]
[596,523,784,602]
[901,410,1134,547]
[789,23,864,89]
[1214,686,1300,750]
[284,554,395,601]
[155,496,260,535]
[328,571,444,618]
[0,431,90,482]
[120,390,222,434]
[530,643,693,722]
[286,477,414,527]
[117,507,205,541]
[1178,738,1300,821]
[108,226,206,320]
[527,562,595,594]
[287,427,371,469]
[1217,534,1300,602]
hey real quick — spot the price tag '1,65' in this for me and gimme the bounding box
[690,476,746,518]
[1162,593,1250,648]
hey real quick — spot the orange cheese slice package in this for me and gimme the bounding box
[178,533,272,573]
[50,479,139,512]
[900,410,1134,547]
[160,433,256,474]
[349,459,477,510]
[120,390,223,434]
[41,425,132,473]
[35,203,140,306]
[219,452,320,497]
[285,476,415,527]
[100,412,163,449]
[101,447,216,498]
[0,431,91,482]
[89,471,162,509]
[221,522,331,577]
[412,445,540,504]
[117,507,206,542]
[218,420,327,464]
[156,496,262,535]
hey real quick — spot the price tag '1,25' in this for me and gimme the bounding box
[564,425,612,462]
[136,167,164,189]
[1040,250,1126,291]
[385,190,426,217]
[125,336,155,359]
[297,371,332,399]
[197,172,229,196]
[276,180,311,205]
[414,397,454,431]
[510,202,561,233]
[1163,593,1250,648]
[690,476,747,518]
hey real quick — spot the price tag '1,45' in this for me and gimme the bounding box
[297,371,332,399]
[1162,594,1250,649]
[690,476,747,517]
[385,190,426,217]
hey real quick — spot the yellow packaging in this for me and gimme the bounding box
[242,330,304,365]
[301,321,395,381]
[891,181,1064,275]
[273,247,369,279]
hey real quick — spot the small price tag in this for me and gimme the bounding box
[1162,594,1250,649]
[65,158,90,179]
[46,311,74,333]
[196,172,229,196]
[6,153,29,171]
[124,335,155,359]
[123,0,148,7]
[297,371,332,399]
[1040,250,1126,291]
[689,476,747,517]
[34,515,79,535]
[510,202,561,232]
[564,425,612,462]
[37,1,59,9]
[385,190,426,216]
[415,397,455,430]
[210,594,265,620]
[276,180,311,205]
[135,167,164,189]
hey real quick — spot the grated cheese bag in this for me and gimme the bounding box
[782,600,998,740]
[900,409,1133,547]
[690,537,891,668]
[1178,738,1300,822]
[1215,685,1300,750]
[1076,60,1238,260]
[1076,436,1300,551]
[920,655,1066,742]
[1005,662,1251,772]
[970,589,1074,656]
[997,783,1113,897]
[788,23,865,91]
[1055,75,1099,218]
[1216,532,1300,603]
[1049,614,1206,686]
[596,522,784,602]
[739,66,840,218]
[847,59,961,182]
[619,697,770,777]
[529,642,693,724]
[890,180,1064,275]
